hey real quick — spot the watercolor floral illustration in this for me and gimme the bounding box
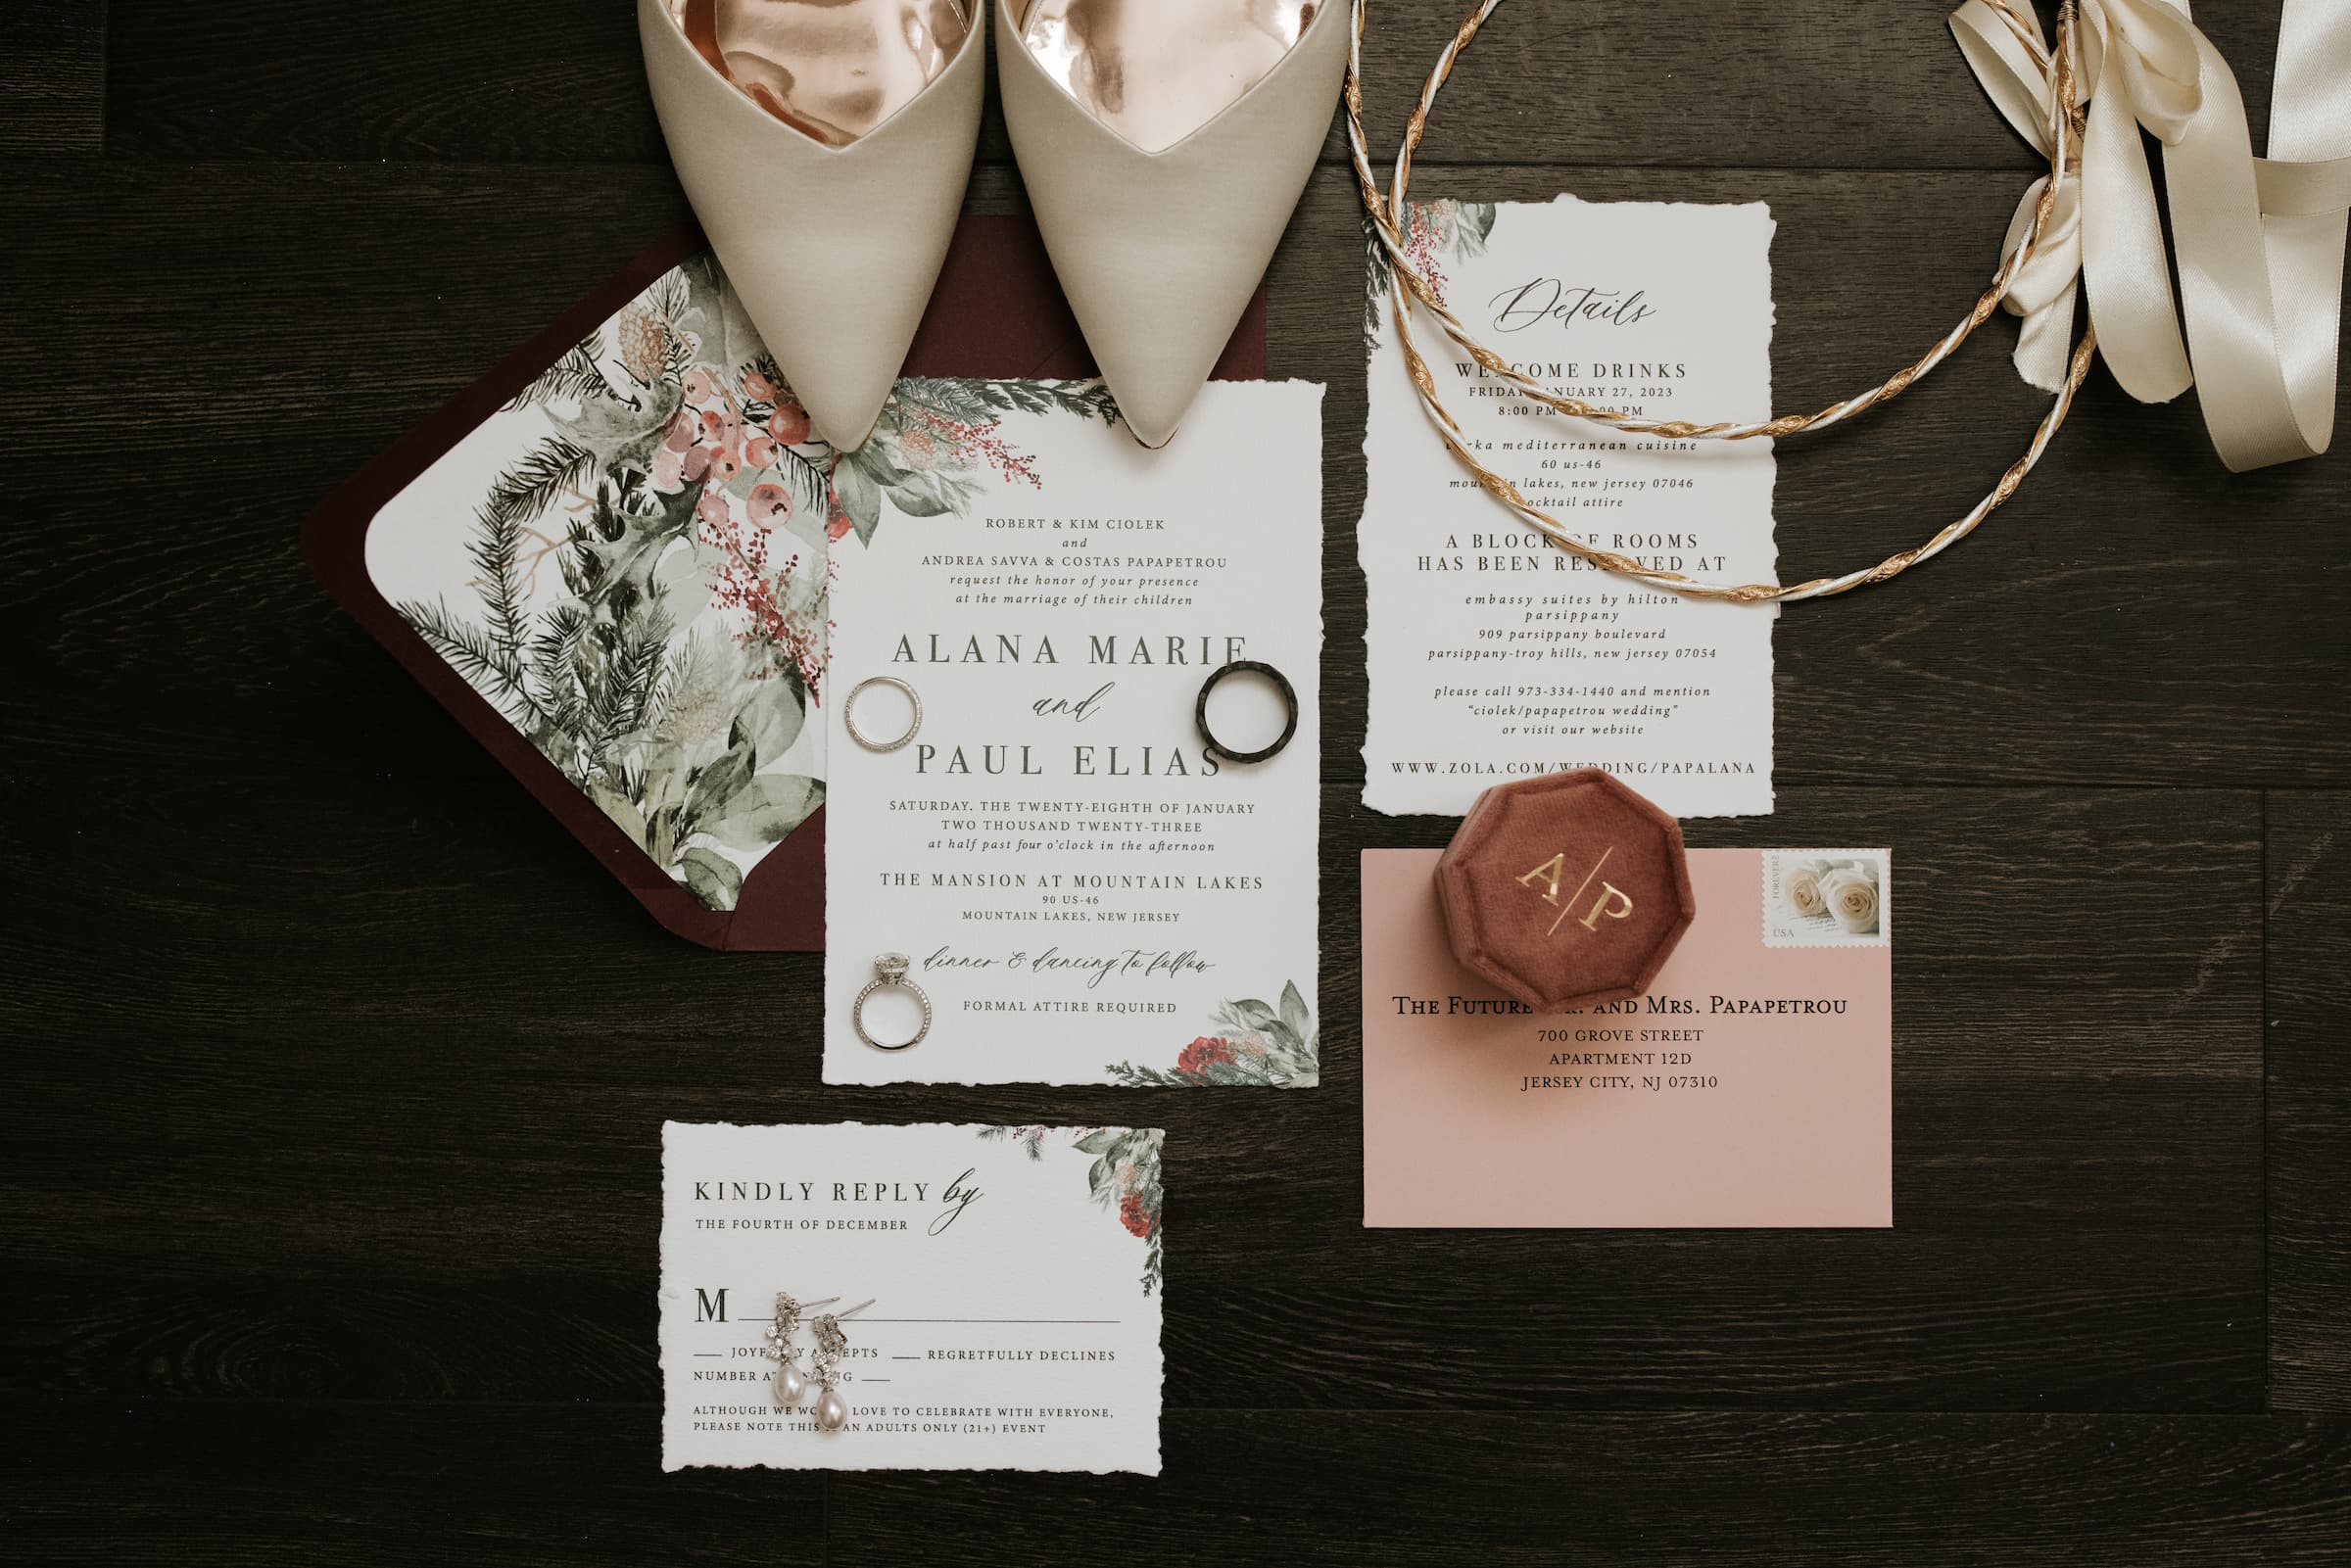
[980,1125,1165,1295]
[1782,856,1884,937]
[1363,197,1500,349]
[393,253,1120,911]
[1107,982,1318,1089]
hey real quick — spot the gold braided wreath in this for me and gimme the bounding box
[1349,0,2097,603]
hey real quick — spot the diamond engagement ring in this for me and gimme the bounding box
[852,953,931,1051]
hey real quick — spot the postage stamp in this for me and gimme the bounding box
[1762,850,1892,948]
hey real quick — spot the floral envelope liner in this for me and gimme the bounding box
[370,253,1119,913]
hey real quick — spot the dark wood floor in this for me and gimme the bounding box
[5,2,2348,1562]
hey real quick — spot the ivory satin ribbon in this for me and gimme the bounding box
[1953,0,2351,470]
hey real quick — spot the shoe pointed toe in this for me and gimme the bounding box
[997,1,1348,449]
[639,0,987,453]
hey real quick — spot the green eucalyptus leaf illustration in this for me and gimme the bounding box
[699,773,823,851]
[678,845,744,910]
[728,682,807,770]
[687,743,756,821]
[639,740,689,820]
[1279,980,1312,1042]
[834,459,884,545]
[845,443,914,487]
[884,479,954,521]
[587,780,649,850]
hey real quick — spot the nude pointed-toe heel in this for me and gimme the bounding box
[640,0,986,451]
[998,0,1348,449]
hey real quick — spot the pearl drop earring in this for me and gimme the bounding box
[762,1292,837,1408]
[809,1300,874,1431]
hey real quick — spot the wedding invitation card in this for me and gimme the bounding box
[1361,198,1779,818]
[660,1121,1165,1474]
[1362,847,1892,1226]
[823,382,1324,1087]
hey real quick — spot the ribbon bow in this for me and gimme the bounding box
[1953,0,2351,470]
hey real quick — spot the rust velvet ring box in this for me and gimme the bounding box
[1436,769,1698,1012]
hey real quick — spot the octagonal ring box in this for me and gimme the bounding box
[1436,769,1699,1012]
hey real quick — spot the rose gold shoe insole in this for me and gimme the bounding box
[1019,0,1320,155]
[669,0,971,147]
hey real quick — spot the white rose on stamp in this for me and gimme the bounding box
[1784,860,1828,921]
[1764,851,1890,947]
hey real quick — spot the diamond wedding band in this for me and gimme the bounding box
[844,676,922,752]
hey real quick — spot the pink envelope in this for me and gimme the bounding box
[1363,848,1893,1227]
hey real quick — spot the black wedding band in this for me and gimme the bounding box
[1195,661,1300,766]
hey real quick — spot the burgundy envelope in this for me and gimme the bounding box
[304,216,1268,950]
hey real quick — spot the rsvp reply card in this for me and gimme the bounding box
[1363,848,1892,1227]
[660,1121,1165,1473]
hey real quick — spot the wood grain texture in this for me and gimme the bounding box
[99,0,2286,173]
[2269,792,2351,1414]
[0,1,107,154]
[3,0,2347,1556]
[1,1398,827,1567]
[6,1400,2346,1568]
[831,1410,2351,1568]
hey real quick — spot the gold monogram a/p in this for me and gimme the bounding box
[1516,846,1635,938]
[1435,770,1696,1013]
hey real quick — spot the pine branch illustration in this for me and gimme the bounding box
[527,603,590,686]
[895,377,999,425]
[638,640,685,737]
[1362,202,1391,344]
[1104,1063,1210,1088]
[775,441,833,517]
[465,505,533,669]
[485,437,595,528]
[397,596,538,721]
[602,610,673,741]
[650,269,691,327]
[501,344,611,412]
[524,605,593,739]
[1029,380,1121,424]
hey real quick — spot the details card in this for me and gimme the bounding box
[1361,197,1779,817]
[1363,848,1892,1227]
[824,381,1323,1087]
[660,1121,1165,1473]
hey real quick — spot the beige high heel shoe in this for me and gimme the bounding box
[998,0,1348,448]
[639,0,987,451]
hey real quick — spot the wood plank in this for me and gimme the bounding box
[0,784,2264,1409]
[832,1410,2351,1568]
[1,162,2343,790]
[9,1399,2345,1567]
[87,0,2310,172]
[2268,790,2351,1414]
[1,1398,826,1566]
[100,0,2090,171]
[0,1,108,155]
